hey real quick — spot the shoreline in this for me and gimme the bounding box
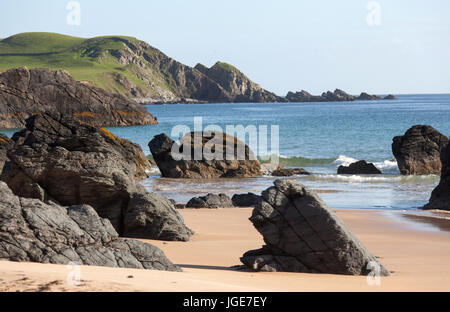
[1,208,450,292]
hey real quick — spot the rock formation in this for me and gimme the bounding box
[186,193,233,209]
[194,62,282,103]
[424,143,450,211]
[272,166,310,177]
[149,132,261,179]
[285,89,391,103]
[384,94,397,100]
[240,179,390,275]
[337,160,382,175]
[1,113,192,241]
[232,193,262,208]
[0,181,179,271]
[0,67,158,128]
[392,125,448,175]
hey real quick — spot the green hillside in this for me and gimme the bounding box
[0,32,155,96]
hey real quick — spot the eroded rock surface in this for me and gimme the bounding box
[241,179,390,275]
[392,125,448,175]
[1,113,192,241]
[424,143,450,211]
[149,132,261,179]
[0,181,180,271]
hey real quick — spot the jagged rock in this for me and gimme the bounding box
[272,166,310,177]
[0,67,158,129]
[384,94,397,100]
[424,143,450,210]
[392,125,448,175]
[186,194,233,209]
[149,131,261,179]
[232,193,262,208]
[286,89,382,103]
[194,62,283,103]
[337,160,382,175]
[322,89,355,102]
[0,181,180,271]
[1,113,192,241]
[240,179,390,275]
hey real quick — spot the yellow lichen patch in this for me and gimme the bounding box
[99,127,120,141]
[0,137,11,144]
[73,111,99,118]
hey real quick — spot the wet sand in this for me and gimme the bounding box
[1,208,450,292]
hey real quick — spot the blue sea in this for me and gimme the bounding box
[3,94,449,210]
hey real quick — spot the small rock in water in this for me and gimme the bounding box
[337,160,382,174]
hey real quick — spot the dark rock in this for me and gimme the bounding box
[240,179,390,275]
[1,113,192,241]
[0,67,158,128]
[356,92,381,101]
[0,181,180,271]
[384,94,397,100]
[272,166,310,176]
[424,143,450,210]
[149,131,261,179]
[186,193,233,209]
[322,89,355,102]
[232,193,262,207]
[392,125,448,175]
[337,160,382,175]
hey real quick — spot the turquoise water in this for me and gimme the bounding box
[131,94,449,210]
[2,94,449,210]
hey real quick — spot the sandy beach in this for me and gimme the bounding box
[1,208,450,292]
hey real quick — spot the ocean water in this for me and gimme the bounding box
[2,94,449,210]
[121,94,449,210]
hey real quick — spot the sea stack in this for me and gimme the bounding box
[392,125,448,175]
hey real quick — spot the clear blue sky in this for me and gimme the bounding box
[1,0,449,95]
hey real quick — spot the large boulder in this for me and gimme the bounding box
[272,166,310,177]
[424,143,450,211]
[186,193,233,209]
[149,131,261,179]
[240,179,390,275]
[392,125,448,175]
[0,67,158,128]
[0,181,179,271]
[1,113,192,241]
[337,160,382,175]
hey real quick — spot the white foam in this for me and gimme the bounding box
[373,159,399,173]
[333,155,359,167]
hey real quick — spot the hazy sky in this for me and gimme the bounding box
[1,0,449,95]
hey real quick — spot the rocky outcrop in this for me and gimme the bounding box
[272,166,310,177]
[194,62,282,103]
[392,125,448,175]
[286,89,390,103]
[0,67,158,129]
[1,113,192,241]
[424,143,450,211]
[240,179,390,275]
[384,94,397,100]
[337,160,382,175]
[149,132,262,179]
[356,92,381,101]
[0,182,179,271]
[186,193,233,209]
[232,193,262,208]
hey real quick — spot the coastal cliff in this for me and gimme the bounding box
[0,67,157,128]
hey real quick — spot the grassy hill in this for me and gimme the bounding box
[0,32,167,98]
